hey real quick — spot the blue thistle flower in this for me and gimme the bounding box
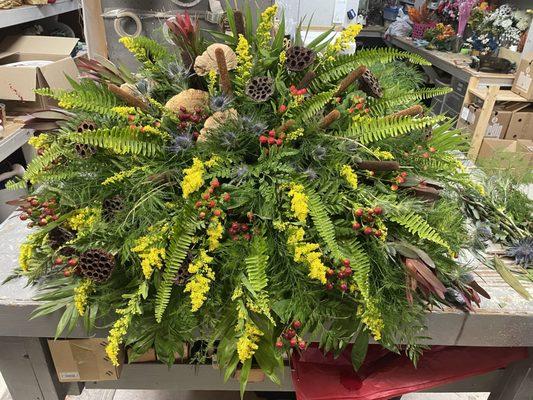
[169,133,194,154]
[210,95,232,112]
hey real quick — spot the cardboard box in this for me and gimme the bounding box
[512,52,533,100]
[477,138,533,176]
[457,102,526,138]
[506,106,533,140]
[48,339,122,382]
[0,36,79,112]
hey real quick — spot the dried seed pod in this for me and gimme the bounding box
[215,47,233,96]
[391,105,424,118]
[234,11,245,36]
[165,89,209,113]
[335,66,367,96]
[319,110,341,129]
[285,46,316,71]
[174,264,190,286]
[297,71,317,89]
[77,121,97,133]
[276,119,296,133]
[245,76,274,102]
[74,143,97,158]
[198,108,238,141]
[194,44,237,76]
[48,227,74,250]
[79,249,115,283]
[108,83,149,110]
[59,246,77,257]
[358,69,383,98]
[102,195,124,221]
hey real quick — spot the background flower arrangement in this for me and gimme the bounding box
[6,3,524,392]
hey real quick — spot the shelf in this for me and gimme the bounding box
[0,125,32,164]
[469,87,530,102]
[0,0,80,29]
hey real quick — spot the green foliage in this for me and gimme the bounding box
[245,235,269,292]
[390,212,451,251]
[370,87,452,115]
[291,90,336,123]
[155,208,197,323]
[307,189,343,259]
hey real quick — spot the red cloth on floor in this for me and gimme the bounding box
[291,344,527,400]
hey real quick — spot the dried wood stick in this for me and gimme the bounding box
[297,71,317,89]
[319,110,341,129]
[234,11,245,36]
[215,48,233,96]
[277,119,296,133]
[107,84,148,110]
[357,160,400,171]
[335,66,367,96]
[391,105,424,118]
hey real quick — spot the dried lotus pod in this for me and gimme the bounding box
[245,76,274,102]
[77,120,97,132]
[165,89,209,113]
[74,143,97,158]
[48,227,74,250]
[79,248,115,283]
[285,46,316,72]
[198,108,238,141]
[194,44,237,76]
[358,69,383,98]
[174,264,190,285]
[102,195,124,221]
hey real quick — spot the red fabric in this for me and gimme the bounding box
[291,344,528,400]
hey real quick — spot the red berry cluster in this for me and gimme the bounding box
[325,258,353,292]
[289,85,307,96]
[348,96,370,114]
[352,207,383,238]
[53,256,79,277]
[259,129,285,147]
[177,106,207,130]
[194,178,230,220]
[228,220,253,241]
[279,104,287,113]
[276,320,306,350]
[405,145,437,160]
[19,196,59,227]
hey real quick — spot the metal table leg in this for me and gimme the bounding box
[0,337,78,400]
[488,348,533,400]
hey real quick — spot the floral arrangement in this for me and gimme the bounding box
[8,4,508,391]
[424,23,456,50]
[436,0,459,25]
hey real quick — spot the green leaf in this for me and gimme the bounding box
[55,304,75,338]
[239,358,252,399]
[307,27,334,50]
[351,328,369,371]
[224,0,238,40]
[244,0,253,40]
[272,13,286,52]
[494,257,531,300]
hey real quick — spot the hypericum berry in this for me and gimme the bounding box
[373,207,383,215]
[340,282,348,292]
[344,267,352,276]
[374,230,383,238]
[276,340,284,349]
[326,268,334,277]
[30,199,39,207]
[363,227,373,235]
[293,320,302,329]
[67,258,78,267]
[400,171,408,178]
[54,257,63,265]
[210,178,220,188]
[243,233,252,241]
[290,338,297,347]
[231,222,240,231]
[391,184,399,191]
[63,270,72,277]
[279,104,287,113]
[38,218,47,226]
[259,135,268,144]
[51,215,59,221]
[213,209,222,217]
[298,341,306,350]
[396,176,406,184]
[343,259,350,267]
[429,146,436,153]
[337,270,345,279]
[276,139,283,146]
[268,137,277,145]
[355,103,364,110]
[286,329,296,339]
[208,200,216,208]
[326,282,334,290]
[207,187,214,195]
[195,201,202,208]
[20,213,29,221]
[223,193,231,202]
[199,212,206,219]
[233,236,240,241]
[241,224,249,232]
[268,130,276,138]
[202,193,210,200]
[422,152,430,159]
[352,222,362,230]
[355,208,364,217]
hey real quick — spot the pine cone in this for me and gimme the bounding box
[358,70,383,98]
[285,46,316,72]
[79,249,115,283]
[102,195,124,221]
[245,77,274,102]
[48,227,74,250]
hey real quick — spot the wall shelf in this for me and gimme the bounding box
[0,0,81,29]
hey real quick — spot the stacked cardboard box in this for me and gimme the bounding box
[477,139,533,177]
[512,53,533,101]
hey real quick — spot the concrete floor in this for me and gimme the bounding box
[1,371,490,400]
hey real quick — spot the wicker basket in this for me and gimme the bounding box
[412,22,436,39]
[0,0,22,9]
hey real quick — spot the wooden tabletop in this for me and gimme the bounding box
[387,36,516,85]
[0,214,532,344]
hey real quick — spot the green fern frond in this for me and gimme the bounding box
[311,48,430,91]
[244,236,269,293]
[389,212,450,251]
[306,189,343,259]
[21,143,65,185]
[346,115,446,144]
[292,90,336,123]
[370,87,452,113]
[340,239,371,301]
[120,36,171,66]
[428,121,468,152]
[67,127,164,157]
[155,206,197,323]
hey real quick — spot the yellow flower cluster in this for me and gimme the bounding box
[236,323,263,363]
[327,24,363,55]
[68,208,100,235]
[372,148,395,160]
[207,220,224,251]
[19,242,33,272]
[204,156,220,168]
[119,37,146,62]
[106,313,131,366]
[184,251,214,312]
[340,165,358,189]
[28,133,49,150]
[287,228,328,284]
[132,227,168,279]
[256,4,278,49]
[288,183,309,222]
[207,69,217,95]
[74,278,94,316]
[361,299,384,341]
[111,106,137,118]
[236,34,253,86]
[101,166,148,186]
[140,125,169,140]
[181,158,205,199]
[278,50,286,65]
[286,128,304,142]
